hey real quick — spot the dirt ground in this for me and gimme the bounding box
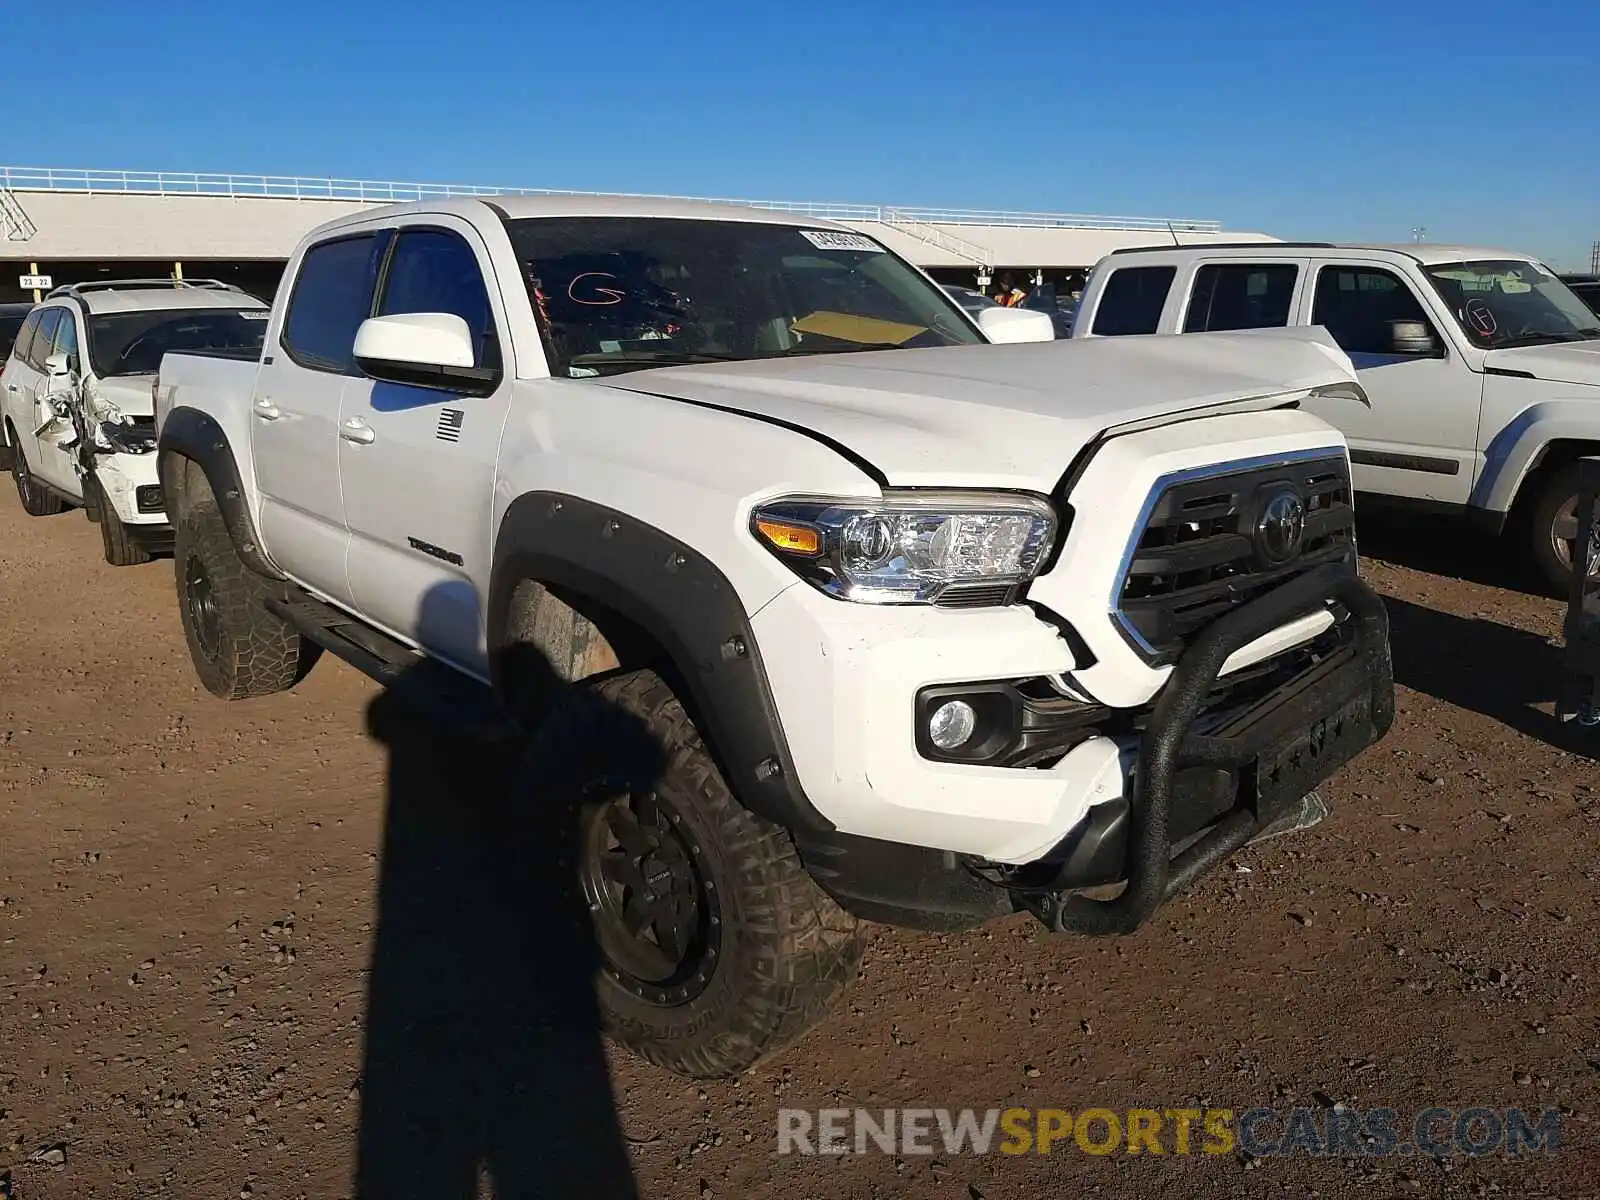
[1,491,1597,1200]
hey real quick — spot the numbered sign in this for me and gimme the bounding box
[19,274,51,290]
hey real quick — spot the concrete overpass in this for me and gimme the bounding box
[0,166,1280,303]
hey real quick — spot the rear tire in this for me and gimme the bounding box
[92,477,152,567]
[172,483,320,699]
[1528,464,1585,596]
[8,423,66,517]
[528,667,864,1079]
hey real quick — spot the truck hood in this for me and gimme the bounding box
[87,374,156,420]
[603,329,1359,487]
[1485,341,1600,387]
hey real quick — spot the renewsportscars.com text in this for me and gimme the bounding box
[777,1106,1561,1158]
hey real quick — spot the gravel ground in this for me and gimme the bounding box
[0,491,1596,1199]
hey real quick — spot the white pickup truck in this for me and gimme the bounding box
[0,280,271,564]
[153,197,1394,1078]
[1072,242,1600,590]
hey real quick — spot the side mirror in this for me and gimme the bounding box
[352,313,499,395]
[1389,319,1438,355]
[977,306,1056,344]
[43,352,72,378]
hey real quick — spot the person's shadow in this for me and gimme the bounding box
[354,583,657,1198]
[1384,594,1598,758]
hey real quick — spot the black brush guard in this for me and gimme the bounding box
[1035,562,1395,936]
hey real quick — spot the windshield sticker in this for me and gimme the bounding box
[240,311,270,320]
[1466,299,1498,336]
[798,230,884,253]
[791,310,929,345]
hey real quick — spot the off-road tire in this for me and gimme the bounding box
[8,423,66,517]
[1528,464,1583,596]
[173,487,320,699]
[92,477,152,567]
[528,667,864,1079]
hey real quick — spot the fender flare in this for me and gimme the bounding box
[1471,401,1600,516]
[488,491,833,834]
[155,405,284,580]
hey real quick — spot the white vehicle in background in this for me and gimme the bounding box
[0,280,270,564]
[1072,243,1600,590]
[153,197,1393,1078]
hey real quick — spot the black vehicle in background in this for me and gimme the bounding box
[1561,275,1600,317]
[0,302,31,360]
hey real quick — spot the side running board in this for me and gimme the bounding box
[265,592,518,744]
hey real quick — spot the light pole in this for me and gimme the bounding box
[1411,226,1427,244]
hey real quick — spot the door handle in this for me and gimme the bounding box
[340,418,375,445]
[253,398,282,421]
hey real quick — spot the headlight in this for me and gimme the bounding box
[751,491,1058,606]
[97,420,157,455]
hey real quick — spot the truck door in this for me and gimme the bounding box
[253,230,392,604]
[1300,261,1477,504]
[338,220,513,676]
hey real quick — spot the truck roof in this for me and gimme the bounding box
[300,194,861,240]
[1107,241,1545,267]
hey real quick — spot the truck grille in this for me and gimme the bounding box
[1114,453,1355,662]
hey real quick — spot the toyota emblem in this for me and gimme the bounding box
[1256,489,1306,565]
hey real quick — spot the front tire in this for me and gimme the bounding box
[8,423,66,517]
[530,668,864,1079]
[1528,464,1588,595]
[172,485,320,699]
[91,477,152,567]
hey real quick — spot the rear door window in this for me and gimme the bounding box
[1183,264,1299,332]
[1090,266,1175,335]
[281,232,389,374]
[28,308,62,369]
[9,309,42,366]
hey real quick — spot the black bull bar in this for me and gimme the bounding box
[1038,563,1395,936]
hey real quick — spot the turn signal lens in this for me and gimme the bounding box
[755,518,822,556]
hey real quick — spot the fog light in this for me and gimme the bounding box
[928,699,977,751]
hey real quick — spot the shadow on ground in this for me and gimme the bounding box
[1384,595,1597,759]
[353,637,653,1199]
[1356,502,1551,596]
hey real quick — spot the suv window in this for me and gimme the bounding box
[50,308,80,372]
[1090,266,1175,335]
[376,228,500,370]
[1183,264,1298,332]
[282,233,388,374]
[28,308,62,370]
[9,309,42,366]
[1312,266,1432,355]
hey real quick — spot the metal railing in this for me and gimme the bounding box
[1,186,36,241]
[0,165,1224,233]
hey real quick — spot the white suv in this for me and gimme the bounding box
[0,280,270,564]
[1072,243,1600,589]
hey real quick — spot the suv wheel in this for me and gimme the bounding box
[172,479,321,698]
[91,476,152,567]
[8,424,66,517]
[529,667,864,1079]
[1528,464,1592,595]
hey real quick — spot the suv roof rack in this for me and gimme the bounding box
[1106,241,1339,256]
[43,278,250,299]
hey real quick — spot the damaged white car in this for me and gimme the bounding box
[0,280,270,564]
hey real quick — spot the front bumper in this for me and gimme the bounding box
[96,453,169,527]
[1031,563,1393,934]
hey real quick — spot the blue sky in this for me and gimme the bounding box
[9,0,1599,268]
